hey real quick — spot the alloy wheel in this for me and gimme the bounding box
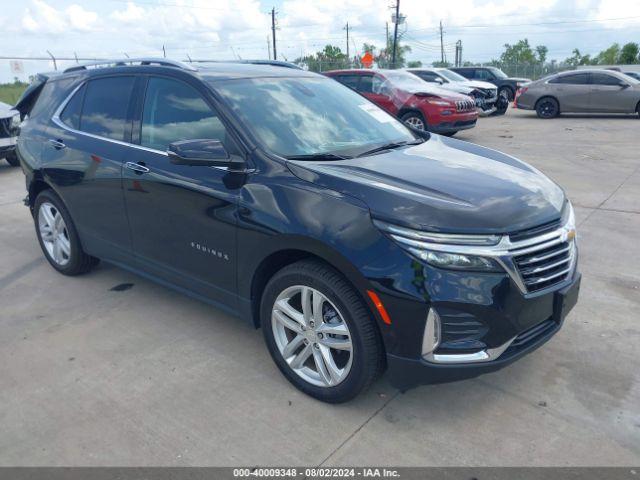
[404,116,425,131]
[38,202,71,266]
[538,100,557,118]
[271,285,353,388]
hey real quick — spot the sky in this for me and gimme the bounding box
[1,0,639,82]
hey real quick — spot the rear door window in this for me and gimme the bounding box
[80,76,135,141]
[414,71,441,83]
[549,73,590,85]
[336,75,360,90]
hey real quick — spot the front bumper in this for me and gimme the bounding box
[385,270,581,391]
[429,118,477,134]
[0,136,17,158]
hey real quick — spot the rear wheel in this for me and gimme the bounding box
[536,97,560,119]
[401,111,427,131]
[34,190,99,275]
[5,151,19,167]
[636,102,640,118]
[261,260,383,403]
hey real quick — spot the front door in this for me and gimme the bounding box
[122,75,244,309]
[589,72,635,113]
[357,74,398,115]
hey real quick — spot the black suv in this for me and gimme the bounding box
[15,59,580,403]
[450,66,531,101]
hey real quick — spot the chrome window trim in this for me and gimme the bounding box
[51,81,241,173]
[374,215,577,295]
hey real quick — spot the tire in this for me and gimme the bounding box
[33,189,99,275]
[5,151,19,167]
[535,97,560,119]
[636,102,640,119]
[400,111,427,131]
[499,87,515,102]
[261,260,383,403]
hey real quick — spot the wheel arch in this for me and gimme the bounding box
[247,243,378,332]
[397,107,425,121]
[28,176,54,212]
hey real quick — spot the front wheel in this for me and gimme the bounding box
[536,97,560,119]
[499,87,514,102]
[34,190,99,275]
[5,151,19,167]
[401,111,427,131]
[261,260,383,403]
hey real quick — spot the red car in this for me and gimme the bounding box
[325,69,478,136]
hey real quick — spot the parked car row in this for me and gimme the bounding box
[515,69,640,118]
[0,101,20,166]
[13,58,580,402]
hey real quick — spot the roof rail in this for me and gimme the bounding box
[189,59,303,70]
[63,58,198,73]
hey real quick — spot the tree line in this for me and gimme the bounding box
[294,39,640,72]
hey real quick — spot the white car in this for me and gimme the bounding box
[407,68,507,116]
[0,101,20,166]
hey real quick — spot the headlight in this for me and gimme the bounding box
[409,249,502,272]
[10,112,20,131]
[373,219,504,273]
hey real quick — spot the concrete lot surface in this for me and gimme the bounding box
[0,109,639,466]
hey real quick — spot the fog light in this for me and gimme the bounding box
[422,309,441,357]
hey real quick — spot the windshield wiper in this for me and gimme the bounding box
[285,153,352,161]
[356,139,424,158]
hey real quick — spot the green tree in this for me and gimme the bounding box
[619,42,639,64]
[535,45,548,64]
[595,43,620,64]
[407,60,423,68]
[431,60,451,67]
[294,45,349,72]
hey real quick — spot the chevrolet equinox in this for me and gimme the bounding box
[15,59,580,403]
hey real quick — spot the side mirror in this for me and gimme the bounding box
[435,77,444,84]
[619,83,630,89]
[167,139,243,169]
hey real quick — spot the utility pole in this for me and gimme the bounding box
[455,40,462,67]
[271,7,277,60]
[391,0,400,69]
[439,20,444,64]
[344,22,350,59]
[386,22,389,51]
[267,35,271,60]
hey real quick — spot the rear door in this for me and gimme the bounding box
[547,73,591,112]
[589,72,635,113]
[42,75,136,260]
[122,74,243,308]
[356,74,398,115]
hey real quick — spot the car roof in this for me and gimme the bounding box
[53,58,318,83]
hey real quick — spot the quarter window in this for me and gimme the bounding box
[336,75,360,90]
[60,84,86,130]
[80,76,135,140]
[141,77,229,152]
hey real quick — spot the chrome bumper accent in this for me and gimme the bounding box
[424,336,516,364]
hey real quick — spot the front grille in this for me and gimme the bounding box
[455,100,475,112]
[510,218,562,242]
[510,230,574,293]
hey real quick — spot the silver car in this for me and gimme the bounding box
[406,68,503,116]
[515,69,640,118]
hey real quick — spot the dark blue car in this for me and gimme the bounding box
[15,59,580,403]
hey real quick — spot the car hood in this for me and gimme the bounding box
[464,80,497,91]
[509,77,532,83]
[439,83,474,95]
[397,85,471,101]
[287,135,565,234]
[0,101,17,120]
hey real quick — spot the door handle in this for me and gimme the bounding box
[125,162,150,174]
[48,139,66,150]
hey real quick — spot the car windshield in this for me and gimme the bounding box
[211,77,416,159]
[489,67,509,79]
[438,69,468,82]
[382,71,432,91]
